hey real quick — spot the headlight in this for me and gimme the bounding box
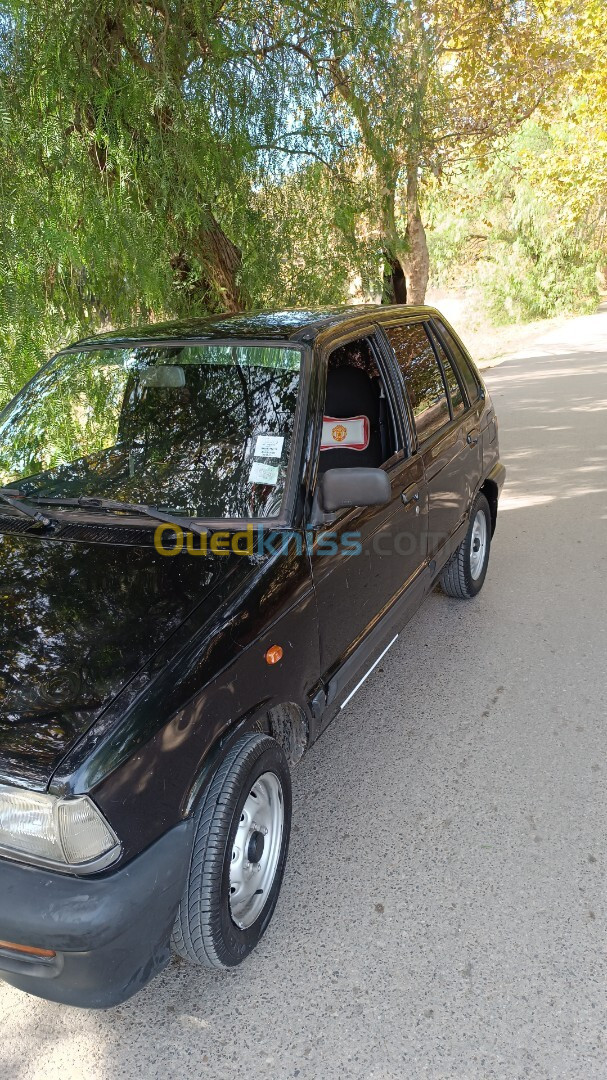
[0,786,119,873]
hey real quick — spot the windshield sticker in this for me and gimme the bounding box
[248,461,280,486]
[254,435,284,459]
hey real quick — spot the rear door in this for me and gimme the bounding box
[379,318,472,561]
[431,316,487,483]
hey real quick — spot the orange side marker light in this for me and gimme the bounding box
[265,645,283,665]
[0,939,56,958]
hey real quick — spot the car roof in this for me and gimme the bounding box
[70,304,442,348]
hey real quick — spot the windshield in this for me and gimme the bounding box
[0,343,303,520]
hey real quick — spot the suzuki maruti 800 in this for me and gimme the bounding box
[0,305,505,1006]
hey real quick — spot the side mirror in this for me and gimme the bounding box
[318,467,391,513]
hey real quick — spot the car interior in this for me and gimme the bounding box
[319,336,397,472]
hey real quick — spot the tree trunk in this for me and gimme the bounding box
[403,166,429,305]
[382,256,407,304]
[380,172,408,305]
[172,212,246,314]
[198,212,245,313]
[326,62,410,307]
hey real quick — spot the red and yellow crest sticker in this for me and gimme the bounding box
[320,415,370,451]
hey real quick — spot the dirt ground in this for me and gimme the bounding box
[425,285,575,368]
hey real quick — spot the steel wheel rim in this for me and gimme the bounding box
[469,508,488,580]
[229,771,284,930]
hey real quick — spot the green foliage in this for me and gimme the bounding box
[427,122,602,322]
[482,191,599,323]
[0,0,290,402]
[0,0,606,410]
[244,164,381,308]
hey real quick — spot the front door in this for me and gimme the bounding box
[308,330,428,709]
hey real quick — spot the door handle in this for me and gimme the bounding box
[401,489,419,505]
[466,432,479,446]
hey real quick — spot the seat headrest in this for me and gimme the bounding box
[319,363,383,471]
[324,364,378,419]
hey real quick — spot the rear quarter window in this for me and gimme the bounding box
[434,320,482,404]
[429,330,465,418]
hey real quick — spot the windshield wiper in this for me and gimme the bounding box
[0,488,61,529]
[28,495,208,537]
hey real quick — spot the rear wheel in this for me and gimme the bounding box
[172,733,291,969]
[440,492,491,599]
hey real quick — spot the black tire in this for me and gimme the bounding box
[440,492,492,599]
[172,733,291,970]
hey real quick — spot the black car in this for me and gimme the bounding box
[0,305,505,1007]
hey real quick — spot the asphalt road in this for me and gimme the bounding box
[1,309,606,1080]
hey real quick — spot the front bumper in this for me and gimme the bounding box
[0,819,194,1008]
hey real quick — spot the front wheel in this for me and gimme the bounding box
[440,492,492,599]
[172,733,292,969]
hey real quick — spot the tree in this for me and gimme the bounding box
[282,0,569,303]
[0,0,290,391]
[534,0,607,269]
[0,0,601,401]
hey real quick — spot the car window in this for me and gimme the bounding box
[383,322,450,443]
[0,344,303,520]
[429,330,465,418]
[319,335,397,472]
[434,320,481,404]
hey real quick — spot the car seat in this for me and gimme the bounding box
[319,365,384,471]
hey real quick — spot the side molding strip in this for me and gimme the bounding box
[340,635,399,710]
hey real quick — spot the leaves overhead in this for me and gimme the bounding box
[0,0,605,399]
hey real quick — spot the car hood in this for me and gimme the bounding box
[0,528,256,789]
